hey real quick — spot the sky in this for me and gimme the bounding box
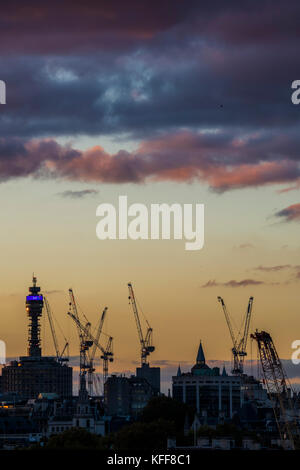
[0,1,300,389]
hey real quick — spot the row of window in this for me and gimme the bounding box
[50,420,91,433]
[174,380,239,384]
[50,425,72,433]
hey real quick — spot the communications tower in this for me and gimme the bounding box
[26,275,44,357]
[2,275,72,399]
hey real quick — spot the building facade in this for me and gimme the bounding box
[2,356,72,400]
[47,387,105,437]
[172,342,242,420]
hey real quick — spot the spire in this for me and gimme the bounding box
[196,340,205,365]
[177,364,182,377]
[222,364,227,377]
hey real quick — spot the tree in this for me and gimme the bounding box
[141,396,193,432]
[113,419,174,451]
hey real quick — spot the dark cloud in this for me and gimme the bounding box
[201,280,219,288]
[202,279,264,288]
[0,1,300,193]
[1,1,299,55]
[251,266,300,286]
[1,46,300,140]
[0,0,195,54]
[275,204,300,222]
[57,189,99,199]
[253,265,292,272]
[222,279,264,288]
[0,1,300,143]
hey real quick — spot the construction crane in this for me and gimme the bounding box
[67,300,114,390]
[251,330,299,449]
[128,282,154,366]
[217,296,253,375]
[44,296,69,362]
[100,334,114,384]
[68,311,113,386]
[87,306,108,395]
[68,289,93,396]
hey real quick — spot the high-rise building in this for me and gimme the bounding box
[136,363,160,394]
[104,375,131,416]
[1,277,72,400]
[26,276,44,357]
[104,374,154,417]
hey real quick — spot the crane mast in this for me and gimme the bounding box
[67,302,114,393]
[87,306,108,395]
[44,296,59,360]
[44,296,69,362]
[101,335,114,384]
[237,296,253,357]
[128,282,154,366]
[251,330,299,449]
[218,296,253,375]
[68,289,93,397]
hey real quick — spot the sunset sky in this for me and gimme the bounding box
[0,1,300,387]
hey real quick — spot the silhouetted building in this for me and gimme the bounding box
[47,386,105,436]
[104,376,131,416]
[2,356,72,400]
[104,374,154,417]
[1,277,72,400]
[136,363,160,394]
[172,341,242,420]
[242,374,269,403]
[128,376,153,416]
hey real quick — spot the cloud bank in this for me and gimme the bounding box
[0,131,300,192]
[1,1,300,194]
[201,279,264,288]
[275,204,300,222]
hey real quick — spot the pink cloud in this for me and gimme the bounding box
[0,131,300,191]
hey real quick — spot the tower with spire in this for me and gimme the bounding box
[196,341,205,366]
[26,275,44,357]
[1,276,73,400]
[191,340,211,374]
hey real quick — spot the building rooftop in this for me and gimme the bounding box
[191,341,219,376]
